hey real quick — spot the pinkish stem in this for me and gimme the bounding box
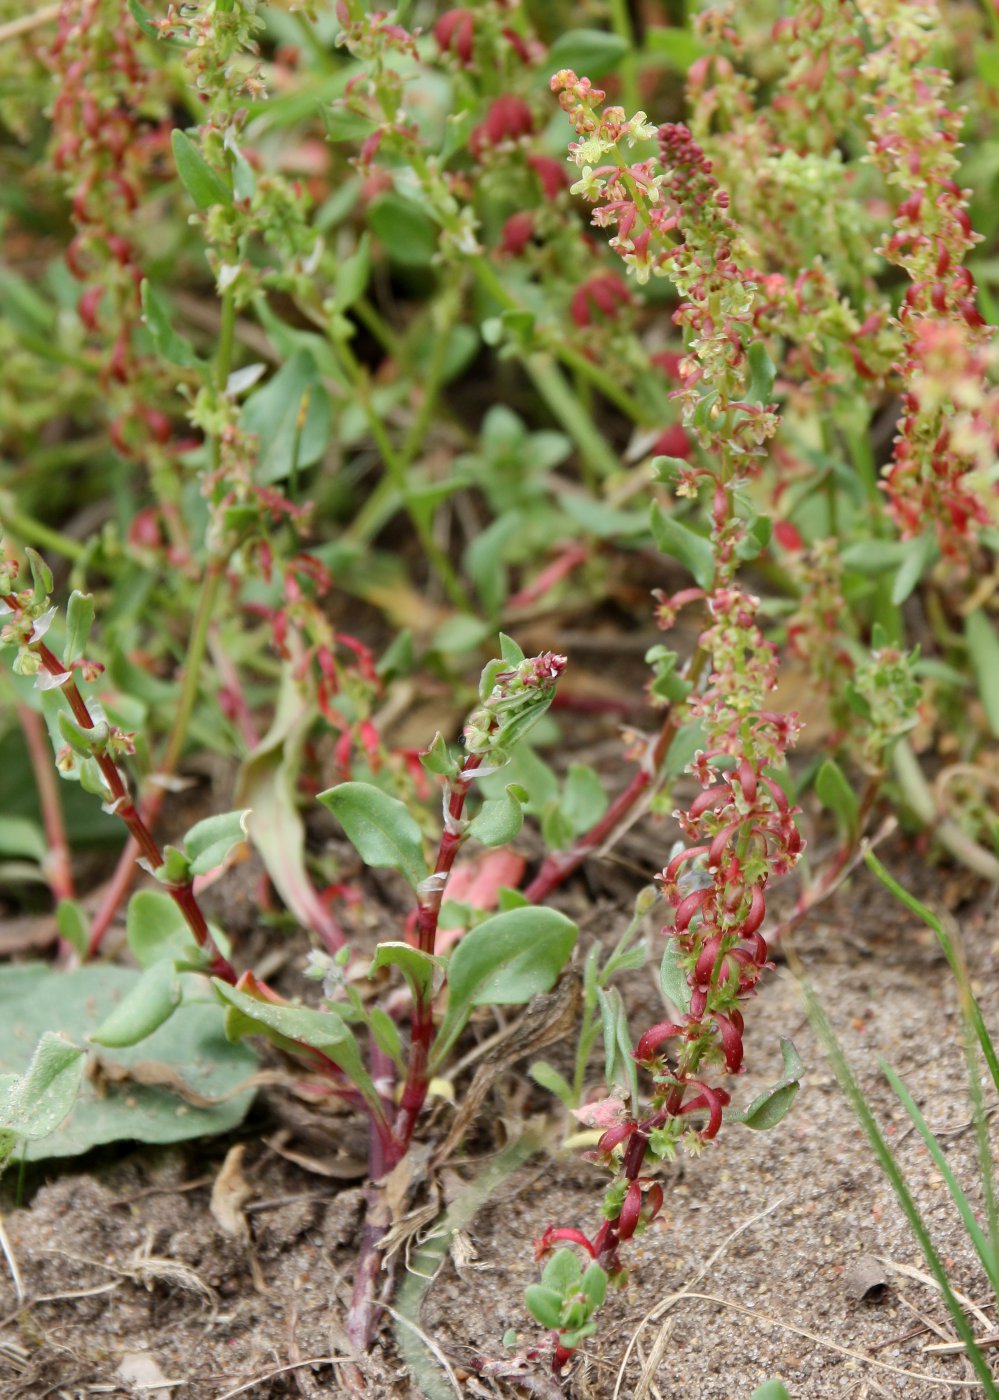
[18,702,75,904]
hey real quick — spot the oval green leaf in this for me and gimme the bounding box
[318,781,428,888]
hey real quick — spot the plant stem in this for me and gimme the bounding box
[608,0,640,115]
[18,703,75,905]
[524,648,709,902]
[1,594,235,981]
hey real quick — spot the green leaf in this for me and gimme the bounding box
[732,1038,804,1131]
[243,350,332,485]
[561,764,608,837]
[0,815,46,863]
[0,1032,85,1149]
[746,341,776,405]
[214,979,379,1111]
[367,1007,403,1065]
[171,128,231,209]
[126,889,203,969]
[318,781,428,888]
[432,908,578,1065]
[815,758,859,842]
[369,943,442,1000]
[333,234,371,312]
[65,591,95,665]
[650,503,714,589]
[645,25,707,70]
[183,809,250,876]
[966,610,999,739]
[141,282,204,369]
[529,1059,576,1108]
[0,964,257,1160]
[322,105,377,142]
[891,530,936,605]
[524,1284,563,1330]
[581,1262,608,1311]
[545,28,630,80]
[56,899,90,957]
[651,454,692,486]
[750,1385,793,1400]
[89,960,183,1048]
[467,785,525,847]
[367,193,438,267]
[660,937,692,1013]
[543,1247,582,1294]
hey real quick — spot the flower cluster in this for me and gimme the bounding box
[48,0,175,459]
[859,0,996,556]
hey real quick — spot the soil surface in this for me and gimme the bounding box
[1,815,998,1399]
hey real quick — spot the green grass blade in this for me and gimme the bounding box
[865,852,999,1096]
[802,979,999,1398]
[881,1059,999,1299]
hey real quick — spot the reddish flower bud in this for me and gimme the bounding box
[635,1021,683,1062]
[500,210,534,256]
[527,153,569,201]
[570,272,631,327]
[435,8,475,65]
[714,1012,744,1072]
[77,285,103,331]
[651,423,692,460]
[469,96,534,157]
[617,1181,643,1241]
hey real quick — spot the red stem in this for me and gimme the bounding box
[18,702,75,904]
[2,595,236,984]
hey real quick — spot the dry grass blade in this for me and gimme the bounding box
[877,1257,994,1333]
[613,1194,788,1400]
[674,1291,986,1388]
[381,1301,463,1400]
[0,4,60,44]
[213,1357,349,1400]
[0,1214,24,1303]
[632,1319,673,1400]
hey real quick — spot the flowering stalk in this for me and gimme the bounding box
[859,0,997,556]
[0,551,235,983]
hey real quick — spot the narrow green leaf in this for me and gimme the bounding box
[746,341,776,405]
[89,960,183,1047]
[56,899,90,956]
[171,128,231,209]
[318,781,428,888]
[966,610,999,738]
[141,282,203,369]
[650,504,714,589]
[660,937,692,1013]
[333,234,371,312]
[882,1059,999,1300]
[529,1059,576,1108]
[892,531,936,605]
[65,591,95,665]
[815,758,859,842]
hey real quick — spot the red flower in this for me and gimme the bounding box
[500,211,534,256]
[469,96,535,157]
[527,153,568,200]
[651,423,692,460]
[434,9,474,66]
[570,272,631,328]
